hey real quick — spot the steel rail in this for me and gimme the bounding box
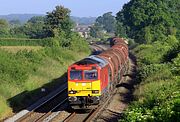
[63,112,76,122]
[35,98,68,122]
[16,86,67,122]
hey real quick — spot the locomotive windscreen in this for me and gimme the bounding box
[70,70,82,80]
[84,70,98,80]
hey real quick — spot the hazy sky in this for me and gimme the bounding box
[0,0,130,17]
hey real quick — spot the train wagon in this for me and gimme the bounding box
[67,37,129,108]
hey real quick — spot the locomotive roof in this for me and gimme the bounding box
[87,55,108,67]
[75,55,108,68]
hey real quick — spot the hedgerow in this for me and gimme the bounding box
[0,38,53,46]
[121,36,180,122]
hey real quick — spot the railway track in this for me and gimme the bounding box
[63,89,116,122]
[64,107,99,122]
[90,44,106,52]
[15,86,68,122]
[6,43,113,122]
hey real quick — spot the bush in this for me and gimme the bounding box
[122,79,180,122]
[133,42,172,65]
[0,38,53,46]
[0,50,29,84]
[121,36,180,122]
[137,64,173,82]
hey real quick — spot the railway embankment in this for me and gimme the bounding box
[119,39,180,122]
[0,40,90,121]
[4,43,104,122]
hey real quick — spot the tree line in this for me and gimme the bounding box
[116,0,180,44]
[0,6,73,39]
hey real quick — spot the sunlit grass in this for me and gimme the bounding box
[0,96,12,120]
[0,46,43,53]
[0,46,90,120]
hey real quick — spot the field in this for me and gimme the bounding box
[0,46,43,53]
[0,39,90,120]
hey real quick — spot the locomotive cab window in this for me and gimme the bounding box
[84,70,98,80]
[70,70,82,80]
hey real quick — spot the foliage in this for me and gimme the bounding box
[89,23,104,38]
[116,1,180,121]
[0,38,53,46]
[9,16,47,39]
[45,5,73,37]
[137,64,173,83]
[121,79,180,122]
[116,0,180,43]
[90,12,116,38]
[9,19,21,27]
[23,16,47,38]
[133,36,178,65]
[115,21,127,38]
[0,19,10,37]
[0,40,90,120]
[96,12,116,33]
[163,41,180,62]
[121,38,180,121]
[0,5,91,120]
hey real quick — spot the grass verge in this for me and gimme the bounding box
[0,45,90,120]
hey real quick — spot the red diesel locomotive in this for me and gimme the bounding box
[67,37,129,108]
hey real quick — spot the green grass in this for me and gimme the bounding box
[0,38,53,46]
[0,46,43,53]
[0,41,90,120]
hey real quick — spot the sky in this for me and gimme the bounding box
[0,0,130,17]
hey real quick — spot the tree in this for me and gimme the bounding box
[116,0,180,44]
[0,19,9,37]
[45,5,73,37]
[115,21,127,38]
[9,19,21,27]
[96,12,116,33]
[24,16,46,38]
[10,16,47,38]
[27,16,45,23]
[90,12,116,38]
[90,23,104,38]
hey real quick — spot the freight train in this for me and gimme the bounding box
[67,37,129,108]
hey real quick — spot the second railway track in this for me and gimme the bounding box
[16,86,68,122]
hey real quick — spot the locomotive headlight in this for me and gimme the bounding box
[69,90,77,94]
[92,90,99,94]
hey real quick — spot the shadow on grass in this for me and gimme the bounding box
[7,72,67,113]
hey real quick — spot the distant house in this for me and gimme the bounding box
[73,24,91,38]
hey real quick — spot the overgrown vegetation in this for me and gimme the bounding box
[0,45,90,119]
[0,38,52,46]
[0,5,90,120]
[116,0,180,121]
[120,40,180,122]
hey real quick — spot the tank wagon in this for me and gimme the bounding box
[67,37,129,108]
